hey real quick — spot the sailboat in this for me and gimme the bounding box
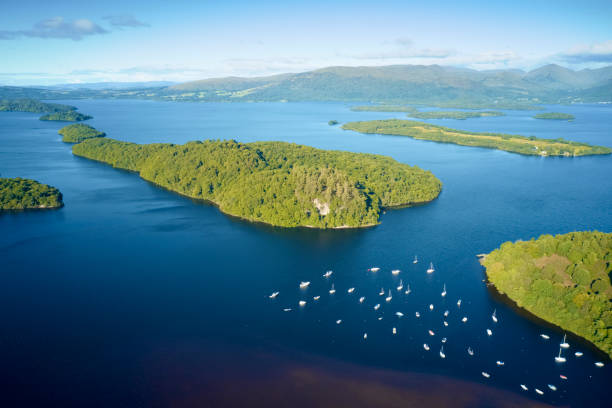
[429,304,434,311]
[392,269,400,275]
[441,284,447,297]
[397,280,404,291]
[461,317,468,323]
[359,296,365,303]
[299,281,310,289]
[385,289,392,302]
[440,346,446,359]
[443,310,449,317]
[554,347,566,363]
[560,334,569,349]
[299,300,306,307]
[347,287,355,293]
[374,303,380,311]
[427,262,435,274]
[415,311,420,318]
[392,327,397,335]
[313,296,320,301]
[379,288,385,296]
[405,284,411,295]
[492,309,498,323]
[486,329,492,336]
[457,299,462,307]
[413,255,418,264]
[467,347,474,356]
[395,312,404,317]
[269,291,279,299]
[423,343,430,351]
[329,284,336,295]
[323,270,333,278]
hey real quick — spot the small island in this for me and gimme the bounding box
[58,123,106,143]
[0,98,76,114]
[328,120,339,126]
[0,177,63,210]
[408,110,505,120]
[480,231,612,358]
[350,105,418,113]
[534,112,575,121]
[72,138,442,228]
[40,111,92,122]
[342,119,611,157]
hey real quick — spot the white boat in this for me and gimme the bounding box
[283,308,292,312]
[413,255,418,264]
[467,347,474,356]
[405,285,411,295]
[540,334,550,340]
[379,288,385,296]
[520,384,528,391]
[440,346,446,358]
[369,267,380,272]
[374,303,380,311]
[397,280,404,291]
[457,299,462,307]
[377,317,383,320]
[428,330,435,336]
[461,317,468,323]
[560,334,569,349]
[299,300,306,307]
[535,388,544,395]
[547,384,557,391]
[554,347,566,363]
[395,311,404,317]
[269,291,279,299]
[323,270,333,278]
[313,296,320,301]
[392,269,400,275]
[347,287,355,293]
[441,284,447,297]
[575,351,583,357]
[363,333,368,339]
[392,327,397,335]
[429,304,434,311]
[595,362,604,367]
[423,343,430,351]
[496,361,504,366]
[336,319,342,324]
[441,337,447,343]
[359,296,365,303]
[427,262,435,274]
[299,281,310,289]
[385,290,392,302]
[329,284,336,294]
[486,329,492,336]
[482,372,490,378]
[560,375,567,380]
[492,309,498,323]
[444,310,449,317]
[415,312,420,318]
[443,321,448,327]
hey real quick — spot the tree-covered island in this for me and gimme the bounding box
[58,123,106,143]
[351,105,418,113]
[39,111,92,122]
[480,231,612,358]
[408,111,505,120]
[534,112,575,121]
[72,138,442,228]
[342,119,611,157]
[0,177,63,210]
[0,98,76,114]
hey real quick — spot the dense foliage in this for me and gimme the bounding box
[39,111,92,122]
[328,120,339,126]
[534,112,575,121]
[342,119,611,157]
[0,177,63,210]
[0,98,75,113]
[481,231,612,357]
[73,138,441,228]
[408,111,505,120]
[58,123,106,143]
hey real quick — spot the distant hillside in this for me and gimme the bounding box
[2,64,611,108]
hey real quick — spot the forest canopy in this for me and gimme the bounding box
[534,112,575,121]
[39,111,92,122]
[481,231,612,357]
[58,123,106,143]
[0,177,63,210]
[342,119,611,157]
[408,111,504,120]
[0,98,75,114]
[72,138,442,228]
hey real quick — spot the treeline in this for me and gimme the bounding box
[342,119,611,157]
[40,111,92,122]
[0,177,63,210]
[481,231,612,357]
[534,112,575,121]
[58,124,105,143]
[72,138,442,228]
[0,98,75,113]
[408,110,505,120]
[350,106,418,113]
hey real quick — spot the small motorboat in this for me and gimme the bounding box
[575,351,583,357]
[397,279,404,291]
[560,375,567,380]
[363,333,368,339]
[457,299,462,307]
[329,284,336,295]
[427,262,435,274]
[313,296,320,301]
[595,362,604,367]
[486,329,492,336]
[347,287,355,293]
[439,346,446,359]
[441,337,447,343]
[299,281,310,289]
[283,308,292,312]
[269,291,279,299]
[443,310,449,317]
[496,361,504,366]
[535,388,544,395]
[429,304,434,311]
[520,384,528,391]
[377,317,383,320]
[492,309,498,323]
[423,343,430,351]
[547,384,557,391]
[441,284,447,297]
[467,347,474,356]
[428,330,435,336]
[461,317,468,323]
[374,303,381,311]
[560,334,569,349]
[540,334,550,340]
[385,290,392,302]
[415,312,420,318]
[443,321,448,327]
[359,296,365,303]
[369,267,380,272]
[395,311,404,317]
[392,269,401,275]
[323,270,333,278]
[413,255,418,264]
[336,319,342,324]
[482,372,490,378]
[392,327,397,335]
[299,300,306,307]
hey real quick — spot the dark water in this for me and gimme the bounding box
[0,101,610,407]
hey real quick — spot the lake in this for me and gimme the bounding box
[0,100,610,407]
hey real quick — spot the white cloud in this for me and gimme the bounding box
[0,17,108,41]
[558,40,612,64]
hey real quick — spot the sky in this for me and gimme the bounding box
[1,0,612,85]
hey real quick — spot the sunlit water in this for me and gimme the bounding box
[0,100,610,407]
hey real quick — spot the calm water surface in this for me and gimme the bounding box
[0,101,610,407]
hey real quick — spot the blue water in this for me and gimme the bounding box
[0,101,610,407]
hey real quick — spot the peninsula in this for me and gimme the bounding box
[40,111,92,122]
[0,177,63,210]
[0,98,75,114]
[408,111,505,120]
[342,119,611,157]
[72,138,441,228]
[480,231,612,358]
[59,124,106,143]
